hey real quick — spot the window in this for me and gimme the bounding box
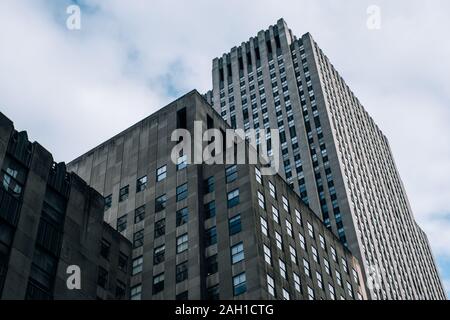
[104,194,112,210]
[118,252,128,272]
[257,191,265,209]
[177,234,188,253]
[205,227,217,247]
[299,233,306,250]
[282,196,289,212]
[227,189,240,208]
[289,245,297,264]
[267,275,275,297]
[229,214,241,235]
[155,194,167,212]
[233,273,246,296]
[176,183,188,201]
[1,156,27,198]
[303,259,311,277]
[153,273,164,294]
[336,270,342,287]
[176,291,188,300]
[342,258,349,274]
[154,219,165,238]
[231,242,245,264]
[272,206,279,224]
[133,229,144,248]
[263,244,272,265]
[153,244,165,265]
[132,256,143,275]
[204,176,215,193]
[347,281,354,298]
[177,154,187,171]
[206,254,218,275]
[275,232,283,251]
[176,261,188,283]
[295,209,302,226]
[260,217,268,236]
[311,246,318,263]
[352,269,359,285]
[293,273,301,292]
[328,284,335,300]
[316,271,323,289]
[97,267,108,288]
[279,259,287,279]
[176,207,189,227]
[119,185,129,202]
[324,259,331,275]
[319,235,326,250]
[255,167,262,184]
[282,289,290,300]
[116,280,126,299]
[331,246,337,262]
[207,285,219,300]
[225,165,238,183]
[269,182,276,199]
[131,284,142,300]
[156,165,167,182]
[134,205,145,223]
[307,286,315,300]
[285,219,293,237]
[100,239,111,260]
[117,215,127,232]
[307,222,314,239]
[136,176,148,193]
[204,201,216,219]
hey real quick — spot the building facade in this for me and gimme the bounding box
[68,90,366,300]
[210,18,446,300]
[0,112,132,300]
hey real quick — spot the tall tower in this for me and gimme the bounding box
[211,18,446,300]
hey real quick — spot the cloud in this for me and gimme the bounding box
[0,0,449,297]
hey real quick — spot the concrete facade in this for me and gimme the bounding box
[210,18,446,300]
[0,112,132,300]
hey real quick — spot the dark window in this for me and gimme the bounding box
[206,254,218,276]
[119,186,129,202]
[227,189,240,208]
[155,194,167,212]
[136,176,148,193]
[176,207,189,227]
[204,201,216,219]
[176,261,188,283]
[133,229,144,248]
[100,239,111,260]
[176,291,189,300]
[1,156,27,199]
[97,267,108,289]
[118,252,128,272]
[115,280,126,299]
[229,214,242,235]
[153,244,165,265]
[153,273,164,294]
[204,176,215,194]
[117,215,127,232]
[205,227,217,247]
[207,115,214,130]
[134,205,145,223]
[104,194,112,210]
[176,183,188,202]
[225,165,238,183]
[177,108,187,129]
[207,285,220,300]
[154,219,165,239]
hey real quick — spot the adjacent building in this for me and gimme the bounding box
[68,90,367,300]
[0,112,132,300]
[210,18,446,299]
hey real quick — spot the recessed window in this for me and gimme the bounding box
[225,165,238,183]
[100,239,111,260]
[156,165,167,182]
[207,285,219,300]
[228,214,242,235]
[275,232,283,251]
[134,205,145,223]
[231,242,244,264]
[233,272,246,296]
[255,167,262,184]
[263,244,272,265]
[282,289,290,300]
[279,259,287,279]
[176,261,188,283]
[285,219,293,237]
[132,256,143,275]
[272,206,279,224]
[299,233,306,250]
[116,280,126,299]
[269,182,276,199]
[136,176,148,193]
[119,185,129,202]
[176,183,188,202]
[267,274,275,297]
[104,194,112,210]
[176,207,189,227]
[260,217,268,236]
[316,271,323,289]
[293,273,301,292]
[204,176,215,194]
[204,201,216,219]
[177,233,188,253]
[153,244,165,265]
[206,254,218,276]
[155,194,167,212]
[227,189,240,208]
[117,215,127,232]
[303,258,311,277]
[336,270,342,287]
[289,245,297,264]
[153,273,164,294]
[311,246,318,263]
[282,196,289,212]
[307,286,315,300]
[133,229,144,248]
[176,291,189,300]
[177,154,188,171]
[295,209,302,226]
[130,284,142,300]
[97,267,108,289]
[328,284,335,300]
[205,227,217,247]
[118,252,128,272]
[154,219,165,239]
[307,222,314,239]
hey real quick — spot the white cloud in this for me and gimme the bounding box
[0,0,449,295]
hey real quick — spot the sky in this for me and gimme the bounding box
[0,0,449,298]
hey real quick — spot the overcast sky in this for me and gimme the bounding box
[0,0,449,297]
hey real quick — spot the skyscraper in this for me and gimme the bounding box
[210,18,446,300]
[67,90,367,300]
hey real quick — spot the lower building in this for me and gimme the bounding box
[68,90,367,300]
[0,112,132,300]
